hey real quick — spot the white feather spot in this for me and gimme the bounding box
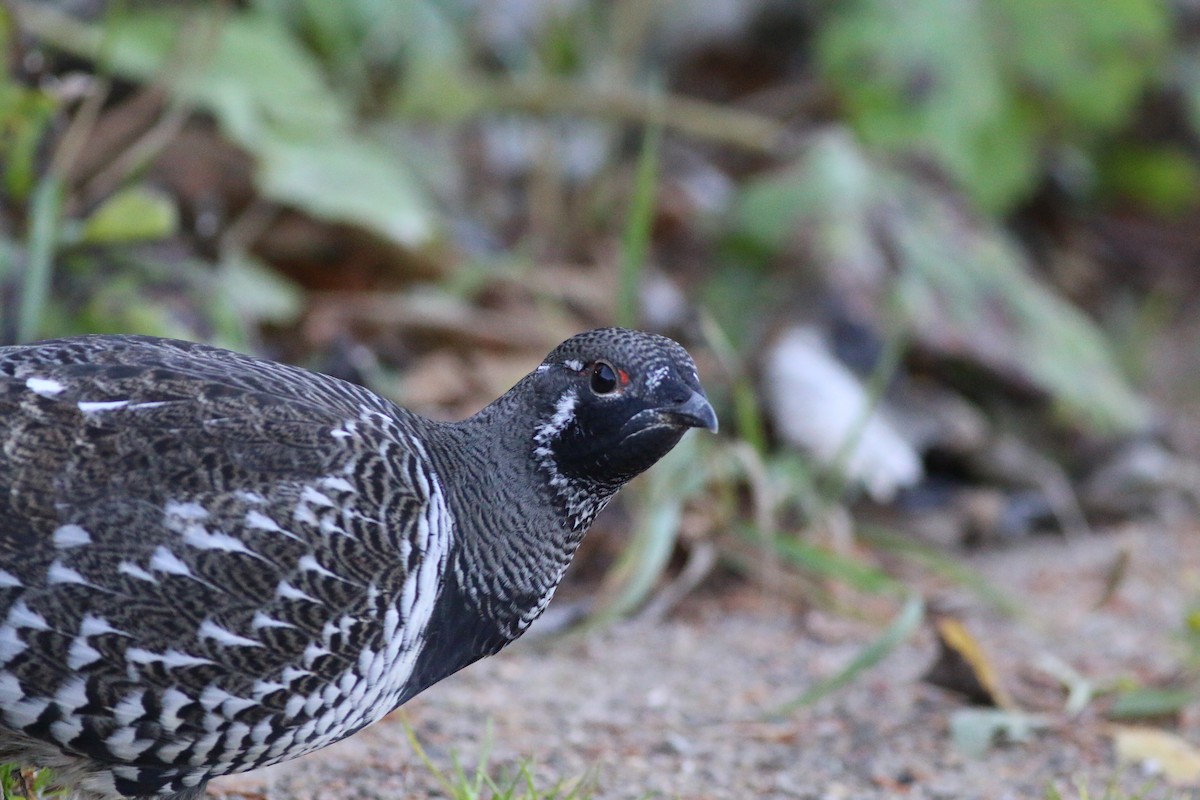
[80,614,123,637]
[280,666,310,683]
[46,560,88,585]
[244,510,281,531]
[180,771,205,788]
[6,600,48,631]
[164,501,209,520]
[251,611,294,630]
[284,694,306,718]
[117,560,157,583]
[199,684,234,711]
[535,389,578,446]
[645,364,670,390]
[158,688,192,729]
[0,624,26,665]
[105,726,154,761]
[302,690,325,717]
[292,503,318,527]
[318,475,355,493]
[221,695,257,717]
[50,717,84,746]
[251,678,286,699]
[0,672,21,705]
[197,620,261,649]
[0,569,22,588]
[25,377,64,396]
[182,527,254,555]
[51,524,91,548]
[298,553,338,580]
[77,399,129,413]
[300,486,335,507]
[2,692,49,728]
[126,648,213,669]
[276,581,319,603]
[111,691,147,727]
[302,642,329,668]
[55,676,90,712]
[150,546,191,576]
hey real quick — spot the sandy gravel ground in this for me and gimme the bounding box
[210,523,1200,800]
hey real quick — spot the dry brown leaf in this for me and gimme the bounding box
[1113,725,1200,786]
[923,616,1015,709]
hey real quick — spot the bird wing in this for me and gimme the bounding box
[0,336,453,778]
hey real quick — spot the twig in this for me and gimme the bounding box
[81,99,190,201]
[484,75,789,154]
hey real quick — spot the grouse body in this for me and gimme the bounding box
[0,328,716,799]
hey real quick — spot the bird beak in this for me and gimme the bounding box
[661,389,719,433]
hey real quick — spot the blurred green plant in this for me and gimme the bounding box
[1,5,165,340]
[0,764,59,800]
[18,2,435,248]
[818,0,1171,212]
[732,130,1147,435]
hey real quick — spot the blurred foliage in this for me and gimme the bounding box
[734,130,1148,433]
[819,0,1171,212]
[20,3,434,246]
[0,763,60,800]
[1,0,1198,650]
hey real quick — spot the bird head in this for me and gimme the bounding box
[525,328,718,530]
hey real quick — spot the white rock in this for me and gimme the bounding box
[763,325,922,502]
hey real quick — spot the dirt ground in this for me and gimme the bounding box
[209,523,1200,800]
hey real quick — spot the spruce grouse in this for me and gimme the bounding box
[0,328,716,799]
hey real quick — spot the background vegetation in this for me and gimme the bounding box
[4,0,1200,796]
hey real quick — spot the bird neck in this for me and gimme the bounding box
[427,395,594,644]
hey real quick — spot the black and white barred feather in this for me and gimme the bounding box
[0,329,715,799]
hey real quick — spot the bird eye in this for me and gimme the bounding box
[590,361,619,395]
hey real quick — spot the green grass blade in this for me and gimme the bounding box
[17,176,64,343]
[740,525,902,595]
[857,523,1020,615]
[615,104,662,329]
[589,435,713,623]
[772,593,924,716]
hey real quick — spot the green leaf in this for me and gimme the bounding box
[818,0,1169,211]
[0,80,58,201]
[950,708,1051,758]
[256,135,431,245]
[30,6,435,246]
[1108,687,1195,720]
[79,186,178,244]
[385,1,478,120]
[96,9,343,138]
[743,525,901,595]
[218,254,304,325]
[1098,145,1200,214]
